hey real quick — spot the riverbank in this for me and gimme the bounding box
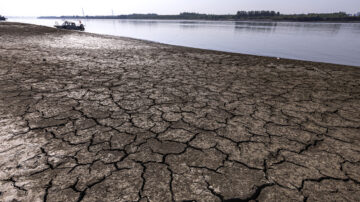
[38,11,360,22]
[37,16,360,23]
[1,22,360,201]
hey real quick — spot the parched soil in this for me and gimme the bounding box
[0,22,360,202]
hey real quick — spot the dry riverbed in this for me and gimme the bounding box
[0,22,360,201]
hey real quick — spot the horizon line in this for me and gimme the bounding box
[5,10,358,18]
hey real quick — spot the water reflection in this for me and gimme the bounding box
[118,20,160,26]
[235,21,278,27]
[282,22,342,35]
[7,18,360,66]
[232,21,344,35]
[234,22,277,33]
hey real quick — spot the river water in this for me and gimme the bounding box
[8,18,360,66]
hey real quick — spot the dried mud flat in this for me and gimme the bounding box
[0,22,360,202]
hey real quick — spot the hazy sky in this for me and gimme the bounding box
[1,0,360,16]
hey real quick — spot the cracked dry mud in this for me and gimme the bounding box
[0,22,360,202]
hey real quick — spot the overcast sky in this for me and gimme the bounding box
[1,0,360,16]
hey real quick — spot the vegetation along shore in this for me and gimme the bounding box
[39,11,360,22]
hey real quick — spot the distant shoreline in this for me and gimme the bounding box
[37,17,360,24]
[38,11,360,23]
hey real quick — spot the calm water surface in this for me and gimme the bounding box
[8,18,360,66]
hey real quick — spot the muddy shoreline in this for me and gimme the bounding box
[1,22,360,201]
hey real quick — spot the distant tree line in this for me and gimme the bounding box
[273,12,360,22]
[40,13,235,20]
[236,11,280,18]
[39,11,360,22]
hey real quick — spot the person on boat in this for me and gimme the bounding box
[79,20,84,30]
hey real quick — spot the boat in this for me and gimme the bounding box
[0,15,6,21]
[54,21,85,31]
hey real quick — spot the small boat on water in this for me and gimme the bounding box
[0,15,6,21]
[54,21,85,31]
